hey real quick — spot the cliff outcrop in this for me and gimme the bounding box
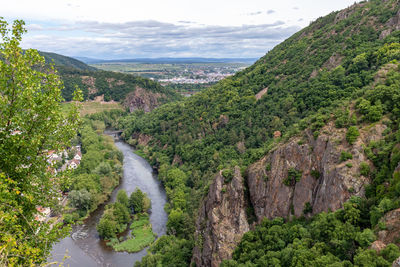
[192,167,249,267]
[247,121,385,221]
[123,86,161,112]
[192,121,388,265]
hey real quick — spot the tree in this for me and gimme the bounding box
[68,189,93,212]
[129,188,151,213]
[0,18,81,265]
[117,189,129,207]
[97,218,117,240]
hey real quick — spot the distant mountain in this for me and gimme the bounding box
[75,56,257,64]
[39,51,97,71]
[74,56,105,64]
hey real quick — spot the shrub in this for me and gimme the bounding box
[311,170,321,179]
[360,162,371,176]
[303,202,313,214]
[340,151,353,162]
[222,169,234,183]
[346,126,360,145]
[283,168,302,186]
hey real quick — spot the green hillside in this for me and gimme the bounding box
[39,51,97,71]
[116,0,400,265]
[37,51,181,105]
[57,67,180,103]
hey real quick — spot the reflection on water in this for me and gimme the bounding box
[49,141,167,267]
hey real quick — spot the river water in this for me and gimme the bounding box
[49,141,167,267]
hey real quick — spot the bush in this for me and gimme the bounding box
[97,218,117,240]
[360,162,371,176]
[303,202,313,214]
[311,170,321,179]
[222,169,234,183]
[283,168,302,186]
[346,126,360,145]
[340,151,353,162]
[117,190,129,208]
[129,188,151,213]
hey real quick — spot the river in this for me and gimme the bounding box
[49,140,167,267]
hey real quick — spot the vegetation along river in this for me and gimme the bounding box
[50,139,168,266]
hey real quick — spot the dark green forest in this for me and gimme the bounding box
[113,0,400,265]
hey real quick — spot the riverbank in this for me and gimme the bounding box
[49,140,167,266]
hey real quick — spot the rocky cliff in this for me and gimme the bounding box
[247,121,385,221]
[123,86,161,112]
[192,120,388,264]
[192,167,249,267]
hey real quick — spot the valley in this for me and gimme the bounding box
[90,61,252,96]
[1,0,400,266]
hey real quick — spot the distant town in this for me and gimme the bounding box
[90,61,251,85]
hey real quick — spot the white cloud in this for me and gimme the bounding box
[6,0,360,58]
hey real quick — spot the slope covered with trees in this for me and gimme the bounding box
[39,51,97,71]
[37,51,181,105]
[117,0,400,265]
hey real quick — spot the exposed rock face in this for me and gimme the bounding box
[192,167,249,267]
[255,87,268,100]
[322,53,344,70]
[247,122,384,220]
[376,208,400,246]
[131,133,152,146]
[123,86,161,112]
[380,9,400,39]
[81,76,97,95]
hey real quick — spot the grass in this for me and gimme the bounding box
[62,101,124,116]
[111,213,156,253]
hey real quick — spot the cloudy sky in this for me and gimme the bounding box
[3,0,358,59]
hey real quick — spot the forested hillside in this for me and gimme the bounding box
[117,0,400,266]
[39,51,181,108]
[39,51,97,71]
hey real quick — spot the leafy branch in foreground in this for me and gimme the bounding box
[0,18,81,265]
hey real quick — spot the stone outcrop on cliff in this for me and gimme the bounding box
[192,121,387,265]
[247,121,385,221]
[192,167,249,267]
[123,86,161,112]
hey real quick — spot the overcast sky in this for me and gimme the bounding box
[3,0,359,59]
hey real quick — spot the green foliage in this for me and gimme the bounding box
[340,151,353,162]
[224,197,399,266]
[266,163,272,171]
[222,169,234,183]
[111,214,156,252]
[129,188,151,213]
[0,18,81,265]
[57,66,181,102]
[303,202,313,214]
[135,236,193,267]
[64,120,123,221]
[283,168,302,186]
[346,126,360,145]
[68,189,93,212]
[118,1,400,266]
[359,162,371,176]
[117,189,129,208]
[311,170,321,179]
[97,218,117,240]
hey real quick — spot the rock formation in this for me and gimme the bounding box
[192,167,249,267]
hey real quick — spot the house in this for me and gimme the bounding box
[35,206,51,222]
[68,159,80,169]
[74,151,82,161]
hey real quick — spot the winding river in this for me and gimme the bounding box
[49,140,167,267]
